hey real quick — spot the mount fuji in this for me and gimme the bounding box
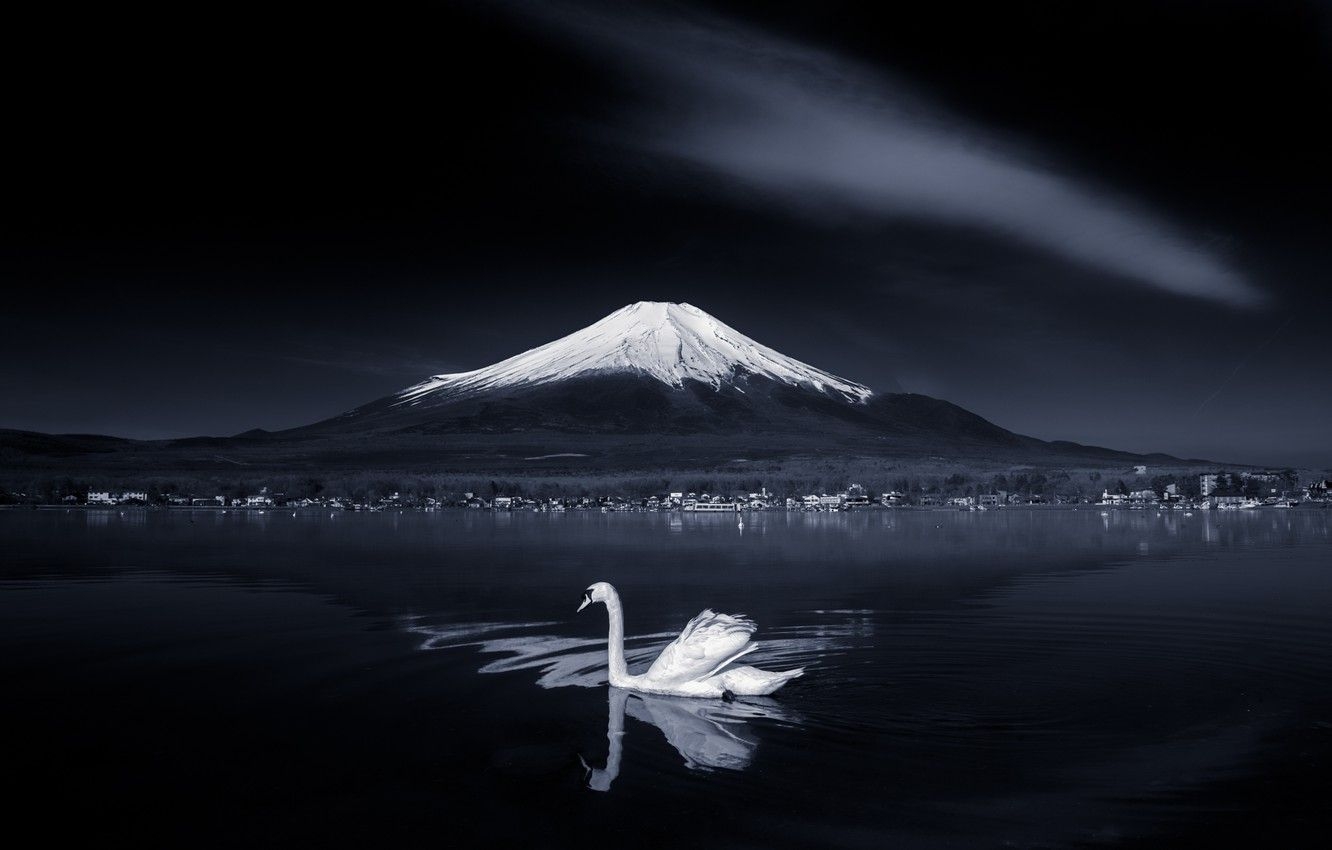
[396,301,874,406]
[1,302,1189,479]
[291,301,1091,461]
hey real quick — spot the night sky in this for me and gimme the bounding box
[3,1,1329,467]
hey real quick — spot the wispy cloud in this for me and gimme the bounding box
[276,339,456,378]
[523,4,1265,308]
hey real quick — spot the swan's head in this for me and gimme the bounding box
[577,581,614,612]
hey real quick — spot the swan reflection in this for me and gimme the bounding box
[582,686,794,791]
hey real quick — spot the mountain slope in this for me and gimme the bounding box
[393,301,872,406]
[0,302,1203,481]
[293,301,1041,455]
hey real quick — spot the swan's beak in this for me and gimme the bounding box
[577,592,591,613]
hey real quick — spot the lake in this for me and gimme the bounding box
[3,507,1331,847]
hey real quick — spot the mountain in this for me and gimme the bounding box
[398,301,874,405]
[296,301,1020,447]
[0,302,1198,482]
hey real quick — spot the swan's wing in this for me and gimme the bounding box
[645,609,757,685]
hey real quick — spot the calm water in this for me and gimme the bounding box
[3,507,1332,848]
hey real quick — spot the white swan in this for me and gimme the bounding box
[576,581,804,698]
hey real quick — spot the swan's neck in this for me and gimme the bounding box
[604,589,630,685]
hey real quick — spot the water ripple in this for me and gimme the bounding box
[402,612,870,690]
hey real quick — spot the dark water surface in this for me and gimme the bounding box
[4,508,1331,848]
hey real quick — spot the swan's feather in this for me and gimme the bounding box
[644,609,758,685]
[717,664,805,696]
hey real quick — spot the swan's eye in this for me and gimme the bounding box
[582,591,592,602]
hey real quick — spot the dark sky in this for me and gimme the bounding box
[3,1,1329,467]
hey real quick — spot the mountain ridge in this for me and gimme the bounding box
[0,302,1226,477]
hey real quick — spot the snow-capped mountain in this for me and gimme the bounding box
[297,300,1032,451]
[394,301,872,407]
[4,300,1186,472]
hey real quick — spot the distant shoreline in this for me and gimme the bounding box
[4,502,1326,514]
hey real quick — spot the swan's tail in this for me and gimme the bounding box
[719,665,804,696]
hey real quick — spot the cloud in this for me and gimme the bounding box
[275,338,456,378]
[523,3,1265,308]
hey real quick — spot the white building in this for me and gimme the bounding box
[87,491,115,504]
[692,501,737,512]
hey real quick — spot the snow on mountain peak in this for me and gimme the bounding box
[394,301,873,405]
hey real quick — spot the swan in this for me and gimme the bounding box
[576,581,803,699]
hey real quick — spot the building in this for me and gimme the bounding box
[87,491,115,504]
[690,501,737,512]
[492,496,513,510]
[978,494,1001,507]
[1134,465,1148,475]
[1201,474,1220,496]
[119,491,148,503]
